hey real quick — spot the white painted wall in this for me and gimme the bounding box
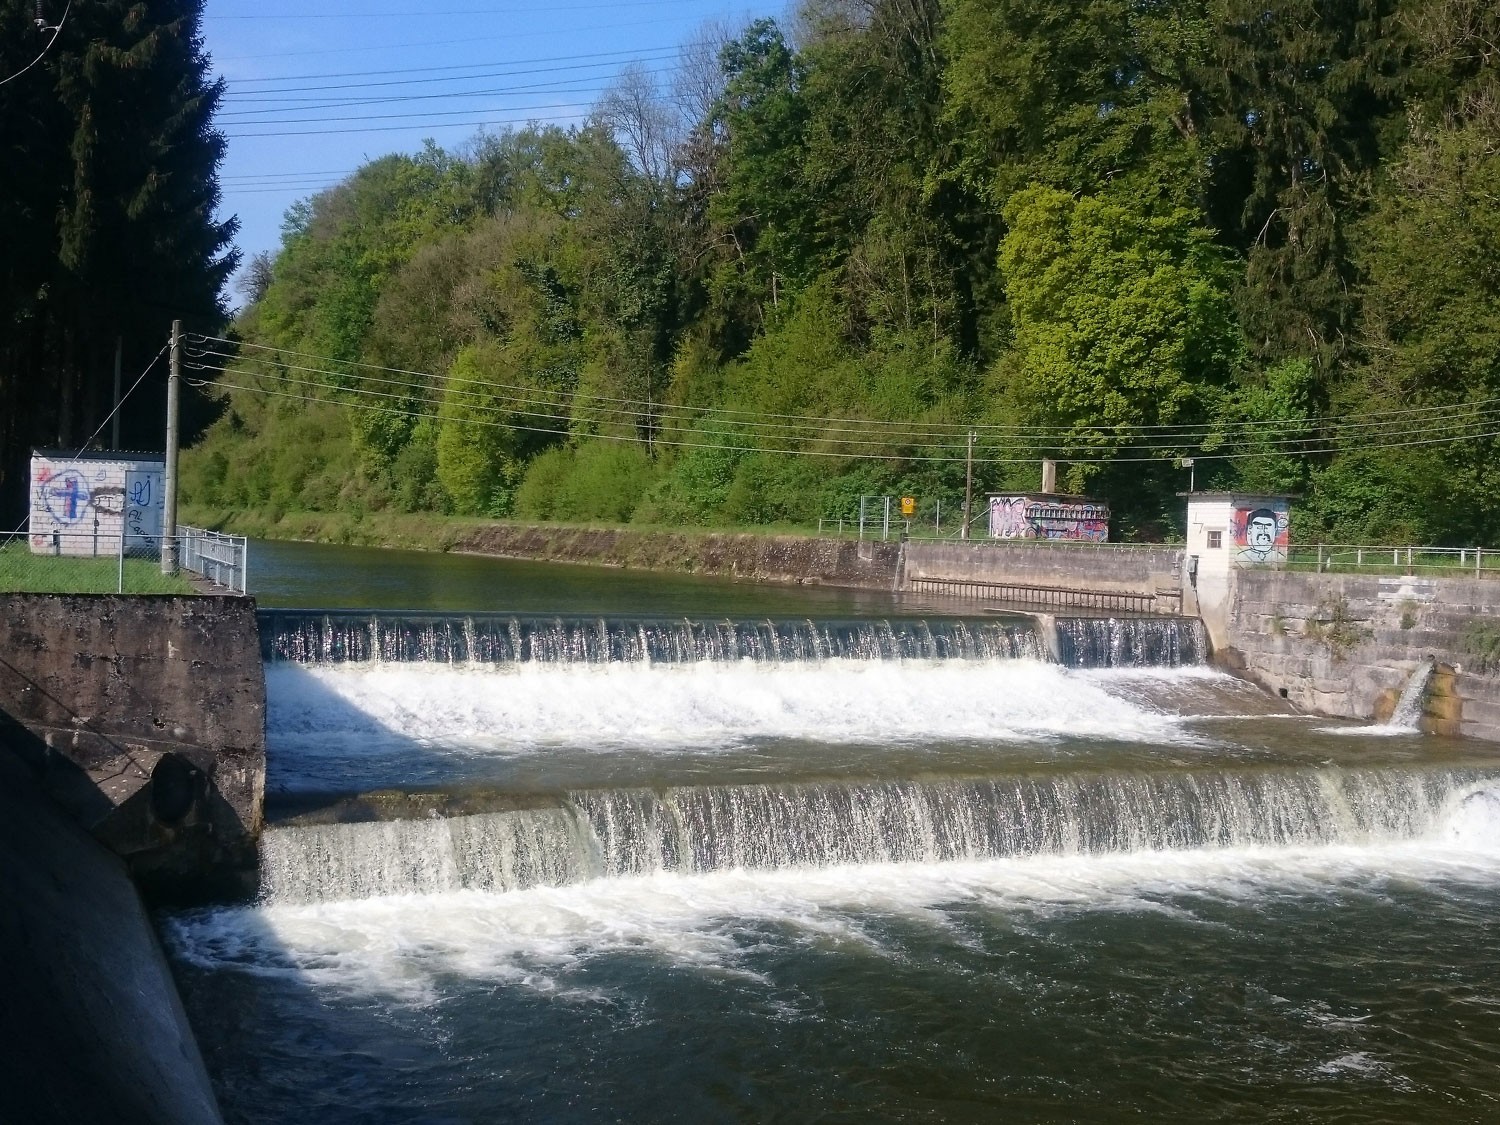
[29,453,165,557]
[1185,496,1234,648]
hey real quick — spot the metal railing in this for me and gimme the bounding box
[177,525,249,594]
[1287,544,1499,577]
[1,527,248,595]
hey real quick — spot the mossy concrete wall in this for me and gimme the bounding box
[1222,570,1500,739]
[0,748,223,1124]
[0,594,266,901]
[456,525,903,588]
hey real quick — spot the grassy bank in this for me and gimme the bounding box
[0,540,196,595]
[180,505,490,551]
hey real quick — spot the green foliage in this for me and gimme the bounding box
[169,3,1500,545]
[995,184,1243,522]
[1304,596,1372,661]
[1461,620,1500,676]
[435,344,521,516]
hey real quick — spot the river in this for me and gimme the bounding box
[164,539,1500,1123]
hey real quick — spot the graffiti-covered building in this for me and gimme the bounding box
[29,449,165,556]
[1184,492,1292,570]
[988,494,1110,542]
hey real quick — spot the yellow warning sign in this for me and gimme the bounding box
[900,496,916,516]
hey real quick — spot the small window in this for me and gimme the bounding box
[1207,530,1223,549]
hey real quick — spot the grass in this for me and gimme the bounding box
[0,540,197,595]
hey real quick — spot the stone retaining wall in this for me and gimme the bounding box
[1223,570,1500,740]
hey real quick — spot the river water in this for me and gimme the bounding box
[165,540,1500,1123]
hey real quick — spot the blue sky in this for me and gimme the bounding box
[203,0,768,297]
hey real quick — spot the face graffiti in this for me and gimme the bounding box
[1232,503,1289,566]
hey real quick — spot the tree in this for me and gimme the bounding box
[995,184,1243,526]
[0,0,236,521]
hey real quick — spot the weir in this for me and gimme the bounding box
[259,766,1497,904]
[257,610,1207,669]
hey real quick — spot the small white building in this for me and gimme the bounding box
[29,449,165,557]
[1184,491,1292,647]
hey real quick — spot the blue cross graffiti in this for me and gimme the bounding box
[44,470,91,524]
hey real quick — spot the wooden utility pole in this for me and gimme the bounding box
[111,336,122,451]
[961,428,975,540]
[161,321,181,575]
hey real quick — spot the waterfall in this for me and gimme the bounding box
[1054,617,1208,668]
[258,766,1495,904]
[258,611,1212,669]
[258,611,1047,666]
[1389,660,1436,730]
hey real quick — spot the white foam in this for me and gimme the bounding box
[165,793,1500,1002]
[266,659,1202,756]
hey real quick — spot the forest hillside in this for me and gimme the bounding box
[182,0,1500,543]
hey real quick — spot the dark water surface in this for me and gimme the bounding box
[247,536,917,616]
[165,539,1500,1123]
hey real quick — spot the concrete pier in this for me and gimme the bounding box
[0,594,266,901]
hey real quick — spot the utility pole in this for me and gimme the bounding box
[161,321,181,575]
[961,429,975,540]
[111,336,122,450]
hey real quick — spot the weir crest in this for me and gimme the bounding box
[258,611,1206,669]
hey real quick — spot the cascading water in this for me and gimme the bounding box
[1054,616,1209,668]
[259,610,1211,669]
[1388,660,1436,730]
[258,611,1052,665]
[258,767,1498,905]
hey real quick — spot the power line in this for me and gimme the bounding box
[191,334,1500,443]
[211,12,712,63]
[207,0,714,20]
[191,356,1500,456]
[0,0,71,88]
[220,52,679,98]
[221,109,592,139]
[222,44,692,84]
[190,369,1500,466]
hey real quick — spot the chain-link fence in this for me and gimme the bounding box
[0,526,248,595]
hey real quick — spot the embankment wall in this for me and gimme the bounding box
[0,594,266,901]
[1223,570,1500,740]
[0,748,223,1125]
[902,541,1183,611]
[455,524,902,588]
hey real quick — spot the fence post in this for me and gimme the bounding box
[859,496,867,542]
[117,530,125,594]
[1479,548,1484,578]
[882,496,891,541]
[1317,544,1324,572]
[1406,546,1413,574]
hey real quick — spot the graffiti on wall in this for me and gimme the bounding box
[1231,500,1290,566]
[29,455,160,556]
[989,496,1110,542]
